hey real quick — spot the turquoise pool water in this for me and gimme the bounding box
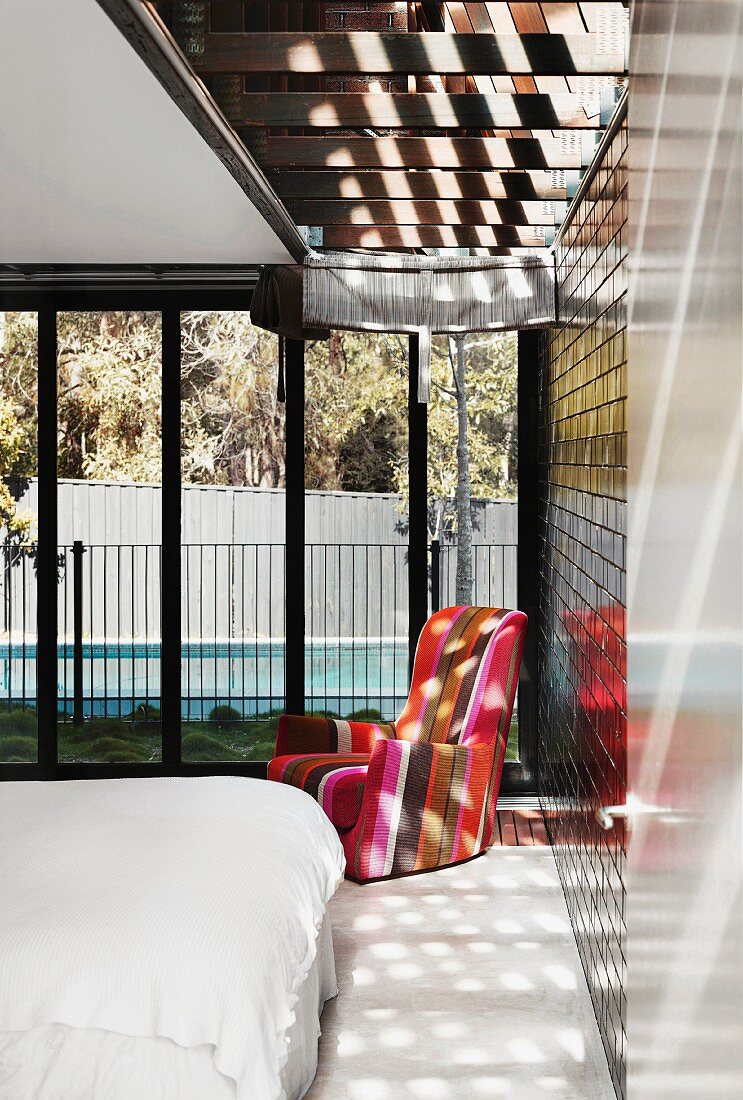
[0,639,410,722]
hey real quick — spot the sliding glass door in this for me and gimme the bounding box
[180,311,286,762]
[0,291,537,791]
[0,312,38,763]
[55,311,163,764]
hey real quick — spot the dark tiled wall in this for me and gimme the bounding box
[538,116,628,1099]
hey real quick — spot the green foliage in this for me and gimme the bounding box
[56,311,163,482]
[82,737,146,762]
[505,716,520,762]
[338,409,405,494]
[0,707,36,737]
[0,705,519,765]
[0,732,36,762]
[181,731,243,760]
[208,704,243,724]
[0,313,38,550]
[0,705,283,765]
[0,312,37,477]
[303,331,405,490]
[181,312,285,487]
[0,311,516,511]
[128,702,161,723]
[424,332,518,508]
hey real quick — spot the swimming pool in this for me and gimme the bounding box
[0,638,411,722]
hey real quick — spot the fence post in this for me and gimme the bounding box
[517,329,541,791]
[408,333,428,681]
[37,308,58,772]
[285,337,306,715]
[430,539,440,614]
[161,307,182,764]
[72,540,84,728]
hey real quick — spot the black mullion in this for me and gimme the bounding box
[284,337,305,715]
[407,333,428,681]
[36,308,58,773]
[516,328,541,793]
[0,286,256,314]
[1,761,268,782]
[161,308,182,764]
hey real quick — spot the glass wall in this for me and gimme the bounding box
[304,332,409,725]
[0,307,523,771]
[180,312,285,761]
[428,331,520,761]
[56,311,162,764]
[0,312,38,762]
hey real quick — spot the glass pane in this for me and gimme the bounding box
[0,312,38,762]
[56,311,162,763]
[305,333,409,725]
[180,312,284,761]
[430,332,520,760]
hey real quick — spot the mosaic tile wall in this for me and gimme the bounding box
[538,115,628,1099]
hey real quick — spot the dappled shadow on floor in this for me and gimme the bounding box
[307,845,614,1100]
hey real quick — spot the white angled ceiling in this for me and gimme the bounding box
[0,0,294,266]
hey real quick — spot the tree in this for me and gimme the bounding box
[450,334,474,603]
[303,332,405,490]
[0,397,34,556]
[0,311,517,537]
[56,311,162,482]
[380,329,517,508]
[0,312,39,557]
[338,409,406,493]
[180,311,284,487]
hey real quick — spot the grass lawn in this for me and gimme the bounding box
[0,708,520,764]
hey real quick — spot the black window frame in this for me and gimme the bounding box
[0,280,538,792]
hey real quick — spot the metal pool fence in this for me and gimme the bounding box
[1,539,517,723]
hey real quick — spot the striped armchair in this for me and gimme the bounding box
[268,606,527,882]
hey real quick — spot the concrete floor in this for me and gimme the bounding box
[308,845,615,1100]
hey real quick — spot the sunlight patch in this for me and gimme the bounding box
[338,1029,367,1058]
[508,1036,546,1064]
[557,1028,585,1063]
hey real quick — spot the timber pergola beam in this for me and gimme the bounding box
[268,170,578,201]
[285,199,567,227]
[194,32,626,77]
[323,225,552,249]
[236,92,600,129]
[254,135,595,170]
[141,0,628,252]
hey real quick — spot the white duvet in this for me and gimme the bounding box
[0,777,345,1100]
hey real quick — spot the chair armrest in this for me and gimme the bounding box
[274,713,395,757]
[352,739,497,880]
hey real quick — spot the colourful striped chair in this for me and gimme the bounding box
[268,606,527,882]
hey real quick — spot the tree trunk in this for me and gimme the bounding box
[451,335,473,605]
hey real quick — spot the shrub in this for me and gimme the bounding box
[181,731,242,760]
[0,734,36,762]
[128,703,161,723]
[86,736,139,755]
[208,704,242,725]
[0,709,37,737]
[98,749,145,764]
[346,708,384,723]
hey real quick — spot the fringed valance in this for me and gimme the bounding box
[251,252,555,401]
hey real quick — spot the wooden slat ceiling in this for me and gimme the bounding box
[198,30,625,74]
[167,1,628,254]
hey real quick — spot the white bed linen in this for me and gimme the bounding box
[0,777,345,1100]
[0,917,336,1100]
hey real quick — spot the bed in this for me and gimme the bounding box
[0,776,345,1099]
